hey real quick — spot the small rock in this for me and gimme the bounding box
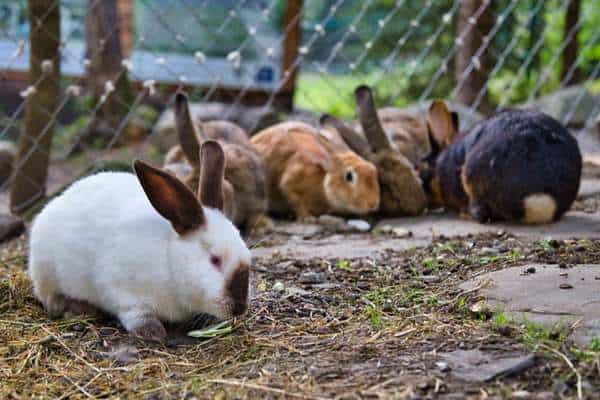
[299,271,324,284]
[392,227,412,238]
[534,392,555,400]
[435,361,450,372]
[470,300,491,317]
[559,272,568,277]
[480,247,499,255]
[559,283,573,289]
[422,275,441,284]
[512,390,531,399]
[524,267,536,274]
[346,219,371,232]
[378,224,393,233]
[71,323,85,332]
[272,281,285,293]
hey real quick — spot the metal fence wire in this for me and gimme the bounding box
[0,0,599,215]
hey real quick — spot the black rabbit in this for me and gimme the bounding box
[421,100,582,224]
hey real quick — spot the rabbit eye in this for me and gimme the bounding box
[345,171,355,183]
[210,255,223,270]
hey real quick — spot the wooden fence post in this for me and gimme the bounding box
[561,0,582,86]
[455,0,493,115]
[10,0,61,214]
[280,0,303,111]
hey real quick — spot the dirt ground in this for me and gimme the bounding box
[1,212,600,399]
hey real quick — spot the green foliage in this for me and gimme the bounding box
[589,337,600,352]
[365,305,382,329]
[336,259,352,271]
[494,312,510,328]
[295,0,600,117]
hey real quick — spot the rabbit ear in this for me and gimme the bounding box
[198,140,225,211]
[320,114,372,160]
[174,92,201,165]
[427,100,458,147]
[133,160,205,235]
[450,111,460,133]
[354,85,392,152]
[422,128,441,166]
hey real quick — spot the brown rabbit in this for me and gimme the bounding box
[320,85,427,216]
[164,93,272,234]
[250,121,380,220]
[372,107,431,166]
[421,100,582,224]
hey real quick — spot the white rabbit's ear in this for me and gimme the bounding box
[198,140,225,211]
[174,92,201,165]
[133,160,205,234]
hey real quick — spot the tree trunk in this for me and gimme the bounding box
[561,0,582,86]
[455,0,494,115]
[10,0,61,214]
[85,0,133,145]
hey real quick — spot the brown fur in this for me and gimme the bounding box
[321,86,427,216]
[372,150,427,216]
[225,263,249,317]
[134,160,205,235]
[199,141,226,211]
[377,107,431,166]
[250,122,380,219]
[164,93,272,234]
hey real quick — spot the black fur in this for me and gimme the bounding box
[436,109,581,222]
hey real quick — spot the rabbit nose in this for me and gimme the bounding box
[226,262,249,316]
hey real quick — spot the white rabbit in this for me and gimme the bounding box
[28,141,251,341]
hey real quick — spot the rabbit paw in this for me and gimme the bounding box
[121,312,167,342]
[130,318,167,342]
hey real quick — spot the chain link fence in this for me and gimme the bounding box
[1,0,599,216]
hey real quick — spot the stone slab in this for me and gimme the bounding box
[377,211,600,241]
[252,234,429,261]
[460,264,600,346]
[439,349,536,382]
[579,178,600,199]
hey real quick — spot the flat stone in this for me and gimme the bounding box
[252,234,429,261]
[439,349,535,382]
[578,179,600,199]
[377,211,600,240]
[460,264,600,346]
[271,222,324,237]
[0,213,24,243]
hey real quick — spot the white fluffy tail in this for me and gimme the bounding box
[522,194,557,224]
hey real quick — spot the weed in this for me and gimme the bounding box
[336,259,352,272]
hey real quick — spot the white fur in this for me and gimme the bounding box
[522,193,557,224]
[29,171,251,332]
